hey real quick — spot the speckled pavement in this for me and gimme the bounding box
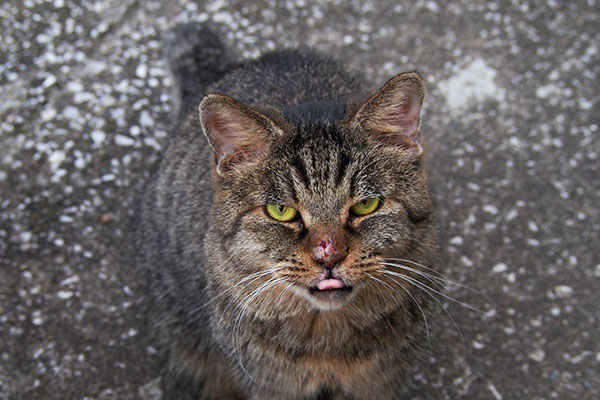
[1,1,598,399]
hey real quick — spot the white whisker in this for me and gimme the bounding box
[275,282,295,309]
[231,276,286,384]
[379,268,483,313]
[367,272,430,343]
[380,262,445,292]
[385,258,440,274]
[216,268,285,322]
[385,258,490,300]
[377,268,465,347]
[195,268,279,313]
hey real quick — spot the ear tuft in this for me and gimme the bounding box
[199,94,282,175]
[350,72,425,154]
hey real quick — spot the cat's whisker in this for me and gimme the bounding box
[365,273,392,297]
[230,276,278,328]
[379,259,479,343]
[232,276,286,383]
[384,258,455,285]
[385,258,488,298]
[381,262,444,290]
[365,273,392,304]
[231,267,286,291]
[385,258,440,274]
[366,272,430,343]
[275,282,295,309]
[236,277,286,319]
[384,259,497,313]
[216,268,285,322]
[219,267,289,326]
[231,277,277,382]
[377,269,465,348]
[378,268,483,313]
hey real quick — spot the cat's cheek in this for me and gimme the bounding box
[354,215,412,252]
[228,235,268,260]
[228,212,302,263]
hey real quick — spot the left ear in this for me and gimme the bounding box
[349,72,425,155]
[199,93,283,176]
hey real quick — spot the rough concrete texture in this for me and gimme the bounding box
[1,0,598,399]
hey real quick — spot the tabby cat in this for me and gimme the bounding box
[135,23,437,400]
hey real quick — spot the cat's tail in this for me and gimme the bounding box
[163,23,235,118]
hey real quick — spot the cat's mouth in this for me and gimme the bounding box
[308,279,353,299]
[316,278,346,291]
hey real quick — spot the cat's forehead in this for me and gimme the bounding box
[268,124,377,218]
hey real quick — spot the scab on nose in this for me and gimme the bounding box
[310,227,346,268]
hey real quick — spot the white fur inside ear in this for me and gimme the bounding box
[402,99,422,142]
[199,94,280,174]
[352,72,425,151]
[378,95,422,142]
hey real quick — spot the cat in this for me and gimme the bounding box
[135,22,437,400]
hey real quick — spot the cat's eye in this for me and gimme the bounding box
[265,203,298,222]
[350,197,381,216]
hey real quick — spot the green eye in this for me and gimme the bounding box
[265,203,298,222]
[350,197,381,216]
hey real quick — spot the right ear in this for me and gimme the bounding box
[199,94,283,175]
[348,72,425,156]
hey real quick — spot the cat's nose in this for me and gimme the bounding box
[311,232,346,268]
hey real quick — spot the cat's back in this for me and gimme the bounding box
[208,49,368,112]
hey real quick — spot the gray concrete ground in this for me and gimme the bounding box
[1,0,598,399]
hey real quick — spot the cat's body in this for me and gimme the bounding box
[136,24,437,400]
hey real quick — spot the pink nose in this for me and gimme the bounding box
[312,238,345,268]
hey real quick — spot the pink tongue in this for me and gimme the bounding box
[317,279,345,290]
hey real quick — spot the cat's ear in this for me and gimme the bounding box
[349,72,425,155]
[199,94,282,175]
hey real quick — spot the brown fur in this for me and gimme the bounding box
[135,24,438,400]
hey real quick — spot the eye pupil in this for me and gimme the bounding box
[278,205,285,213]
[362,199,369,205]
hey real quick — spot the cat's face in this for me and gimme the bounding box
[202,72,433,313]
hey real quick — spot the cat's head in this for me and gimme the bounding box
[200,72,434,312]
